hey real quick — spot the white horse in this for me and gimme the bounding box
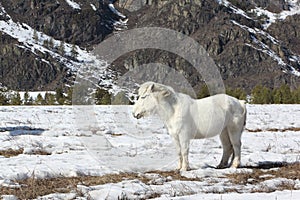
[133,82,247,171]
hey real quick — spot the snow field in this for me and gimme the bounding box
[0,104,299,199]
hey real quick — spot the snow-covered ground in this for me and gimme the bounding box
[0,104,299,199]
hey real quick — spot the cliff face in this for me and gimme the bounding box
[0,0,300,92]
[117,0,300,91]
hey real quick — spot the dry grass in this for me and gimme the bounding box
[0,148,51,158]
[227,162,300,191]
[246,127,300,132]
[0,173,135,199]
[0,148,24,158]
[1,162,298,198]
[146,170,201,182]
[0,170,200,199]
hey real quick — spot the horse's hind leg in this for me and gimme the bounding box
[227,127,242,168]
[217,129,233,169]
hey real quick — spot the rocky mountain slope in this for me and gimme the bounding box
[0,0,123,91]
[119,0,300,91]
[0,0,300,93]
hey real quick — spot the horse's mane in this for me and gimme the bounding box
[140,82,178,104]
[153,83,176,95]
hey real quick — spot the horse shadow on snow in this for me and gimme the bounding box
[0,126,45,136]
[202,161,290,170]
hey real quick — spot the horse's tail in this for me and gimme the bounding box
[239,100,247,127]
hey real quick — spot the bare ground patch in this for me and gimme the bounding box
[227,162,300,192]
[0,170,200,199]
[246,127,300,132]
[0,148,51,158]
[0,148,24,158]
[1,163,299,199]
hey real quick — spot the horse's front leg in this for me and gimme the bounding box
[171,135,183,171]
[179,134,191,171]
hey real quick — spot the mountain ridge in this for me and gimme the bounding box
[0,0,299,93]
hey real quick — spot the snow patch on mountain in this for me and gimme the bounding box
[90,3,97,11]
[251,0,300,29]
[108,3,126,19]
[217,0,253,19]
[217,0,300,77]
[218,0,300,29]
[0,17,80,71]
[65,0,81,10]
[0,3,126,95]
[231,20,300,76]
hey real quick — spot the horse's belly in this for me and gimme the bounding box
[193,116,226,139]
[193,129,221,139]
[189,102,227,139]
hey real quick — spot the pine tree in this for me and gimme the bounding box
[292,87,300,104]
[251,84,273,104]
[226,87,247,101]
[71,44,78,59]
[55,88,65,105]
[95,88,111,105]
[0,92,9,105]
[261,87,273,104]
[35,93,44,105]
[58,41,65,55]
[24,91,30,105]
[251,84,262,104]
[43,39,49,48]
[44,92,56,105]
[49,38,54,49]
[11,92,22,105]
[273,84,292,104]
[65,88,73,105]
[33,29,39,42]
[198,84,210,99]
[28,97,34,105]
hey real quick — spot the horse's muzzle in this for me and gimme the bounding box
[133,112,143,119]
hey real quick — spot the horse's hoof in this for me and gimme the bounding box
[216,164,227,169]
[230,164,240,168]
[180,166,191,171]
[230,161,241,168]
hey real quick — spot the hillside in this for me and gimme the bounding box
[120,0,300,91]
[0,0,123,91]
[0,0,300,93]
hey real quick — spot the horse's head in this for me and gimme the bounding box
[132,82,173,119]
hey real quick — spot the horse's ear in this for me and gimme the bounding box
[149,83,155,92]
[161,89,171,97]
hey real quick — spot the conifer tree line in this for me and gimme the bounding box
[0,84,300,105]
[197,83,300,104]
[0,88,110,106]
[0,88,72,106]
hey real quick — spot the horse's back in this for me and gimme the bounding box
[199,94,244,115]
